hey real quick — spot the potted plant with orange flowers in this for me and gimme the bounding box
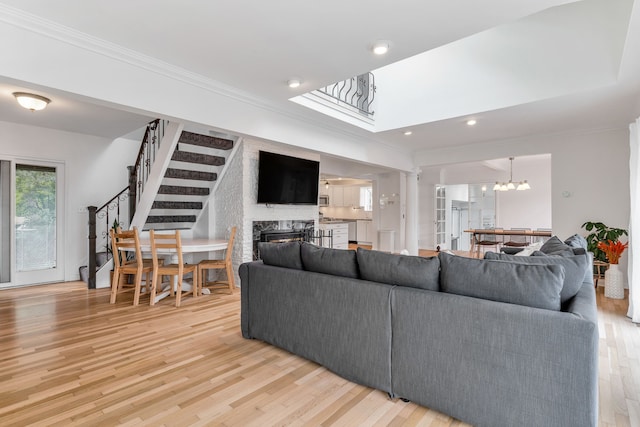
[597,239,628,299]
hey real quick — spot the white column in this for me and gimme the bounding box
[405,170,419,255]
[628,118,640,323]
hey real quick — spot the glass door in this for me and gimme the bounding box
[13,162,65,286]
[0,161,10,284]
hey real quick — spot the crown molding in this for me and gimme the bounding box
[0,4,262,104]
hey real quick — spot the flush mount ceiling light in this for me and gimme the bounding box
[287,79,301,88]
[492,157,531,192]
[371,41,390,55]
[13,92,51,111]
[466,119,477,126]
[403,130,412,136]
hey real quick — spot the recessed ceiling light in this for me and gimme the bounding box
[404,130,412,136]
[466,119,477,126]
[372,41,390,55]
[287,79,301,88]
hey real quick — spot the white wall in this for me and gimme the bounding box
[0,120,141,283]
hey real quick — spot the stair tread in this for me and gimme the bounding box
[158,185,210,196]
[146,215,197,223]
[172,150,225,166]
[165,168,217,181]
[152,201,203,209]
[179,131,233,150]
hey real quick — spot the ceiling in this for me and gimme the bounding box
[0,0,639,154]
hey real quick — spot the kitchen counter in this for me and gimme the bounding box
[320,218,369,224]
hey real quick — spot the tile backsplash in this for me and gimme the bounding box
[319,206,372,220]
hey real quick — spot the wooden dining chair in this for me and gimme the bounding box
[149,229,198,307]
[197,227,237,295]
[474,228,503,257]
[109,226,154,306]
[503,228,531,247]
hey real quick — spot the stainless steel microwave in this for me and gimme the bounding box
[319,195,329,206]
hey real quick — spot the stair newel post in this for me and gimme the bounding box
[128,165,137,224]
[88,205,97,289]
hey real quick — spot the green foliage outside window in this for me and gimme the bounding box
[16,165,56,226]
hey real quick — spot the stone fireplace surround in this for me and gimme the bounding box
[252,220,315,260]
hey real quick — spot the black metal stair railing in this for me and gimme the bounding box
[316,72,376,116]
[86,119,165,289]
[129,119,165,217]
[86,187,129,289]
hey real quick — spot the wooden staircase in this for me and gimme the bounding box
[144,130,234,230]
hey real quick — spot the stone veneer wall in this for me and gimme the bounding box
[212,138,320,286]
[212,141,244,285]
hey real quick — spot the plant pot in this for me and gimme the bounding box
[604,263,624,299]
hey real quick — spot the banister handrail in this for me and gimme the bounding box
[87,119,165,289]
[132,119,157,175]
[97,186,128,213]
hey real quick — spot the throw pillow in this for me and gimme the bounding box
[300,242,359,279]
[540,236,574,256]
[564,234,588,250]
[484,251,587,302]
[356,248,440,291]
[258,241,303,270]
[439,252,564,311]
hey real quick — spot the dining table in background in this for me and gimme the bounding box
[120,237,228,303]
[463,228,552,255]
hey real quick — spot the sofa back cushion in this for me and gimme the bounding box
[484,251,587,303]
[258,241,303,270]
[301,242,359,279]
[539,236,575,256]
[538,247,594,286]
[439,252,564,311]
[356,248,440,291]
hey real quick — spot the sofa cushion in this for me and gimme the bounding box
[356,248,439,291]
[439,252,564,311]
[539,236,574,256]
[564,234,588,250]
[534,247,594,287]
[301,242,359,279]
[484,251,587,302]
[258,241,303,270]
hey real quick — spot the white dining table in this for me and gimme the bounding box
[120,238,228,303]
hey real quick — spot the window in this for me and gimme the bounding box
[360,186,373,211]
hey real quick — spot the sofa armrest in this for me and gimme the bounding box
[563,282,598,324]
[239,261,263,339]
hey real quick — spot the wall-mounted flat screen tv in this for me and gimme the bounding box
[257,151,319,205]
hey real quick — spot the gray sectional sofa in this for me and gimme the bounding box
[239,237,598,427]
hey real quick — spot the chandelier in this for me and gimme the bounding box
[492,157,531,191]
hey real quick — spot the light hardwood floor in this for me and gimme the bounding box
[0,281,637,426]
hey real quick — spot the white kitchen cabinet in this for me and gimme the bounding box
[330,186,344,206]
[319,222,349,249]
[356,220,375,244]
[344,186,362,207]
